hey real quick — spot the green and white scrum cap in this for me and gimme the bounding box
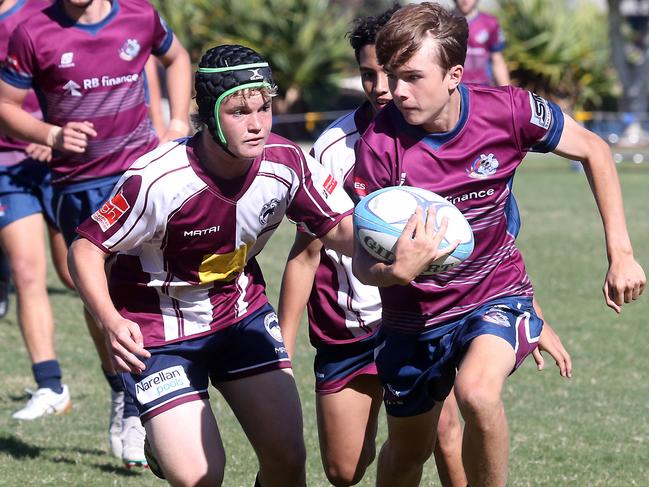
[195,44,274,146]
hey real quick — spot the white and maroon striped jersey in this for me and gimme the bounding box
[78,133,353,347]
[307,101,382,346]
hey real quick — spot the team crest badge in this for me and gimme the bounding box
[264,312,283,343]
[482,309,511,327]
[476,29,489,44]
[467,153,499,179]
[119,39,141,61]
[259,198,280,225]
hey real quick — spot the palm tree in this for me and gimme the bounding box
[498,0,617,111]
[153,0,356,114]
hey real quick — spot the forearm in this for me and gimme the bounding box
[491,53,510,86]
[144,57,166,136]
[0,102,56,146]
[163,48,191,132]
[278,234,321,357]
[580,139,634,260]
[68,239,121,328]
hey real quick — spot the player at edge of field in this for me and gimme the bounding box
[68,44,363,487]
[454,0,509,86]
[0,0,75,422]
[0,0,192,467]
[350,3,645,487]
[279,4,571,487]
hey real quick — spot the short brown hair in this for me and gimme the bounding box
[376,2,468,71]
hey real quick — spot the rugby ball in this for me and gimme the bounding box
[353,186,474,276]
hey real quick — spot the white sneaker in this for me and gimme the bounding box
[109,390,125,458]
[121,415,148,468]
[12,385,72,420]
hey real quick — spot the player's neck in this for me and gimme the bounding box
[197,130,253,180]
[0,0,19,15]
[420,88,462,134]
[61,0,112,25]
[463,8,479,21]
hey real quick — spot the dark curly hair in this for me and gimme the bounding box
[194,44,276,146]
[348,3,402,63]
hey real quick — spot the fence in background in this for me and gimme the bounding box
[273,110,649,164]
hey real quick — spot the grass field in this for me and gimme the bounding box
[0,154,647,486]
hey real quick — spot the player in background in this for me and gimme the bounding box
[68,44,356,487]
[279,5,571,487]
[0,0,191,467]
[0,0,76,421]
[454,0,509,86]
[351,4,645,487]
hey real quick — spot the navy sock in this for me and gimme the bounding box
[32,360,63,393]
[103,369,125,393]
[122,379,140,418]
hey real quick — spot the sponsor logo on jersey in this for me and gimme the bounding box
[91,191,130,232]
[184,226,220,237]
[0,203,6,217]
[59,52,75,68]
[63,80,82,97]
[264,312,284,343]
[82,73,140,90]
[259,198,280,225]
[322,174,337,197]
[467,153,499,179]
[119,39,141,61]
[135,366,189,404]
[529,92,551,129]
[353,177,369,197]
[446,188,496,205]
[482,309,511,327]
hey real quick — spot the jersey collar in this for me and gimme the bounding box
[396,83,470,151]
[53,0,120,35]
[0,0,27,21]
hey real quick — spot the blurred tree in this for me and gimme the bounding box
[152,0,356,114]
[498,0,618,111]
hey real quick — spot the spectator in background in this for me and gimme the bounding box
[0,0,191,468]
[454,0,510,86]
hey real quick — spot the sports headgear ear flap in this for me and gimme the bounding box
[196,63,274,146]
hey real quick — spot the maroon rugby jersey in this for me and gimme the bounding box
[352,84,564,333]
[1,0,171,182]
[78,134,354,347]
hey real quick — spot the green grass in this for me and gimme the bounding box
[0,154,647,486]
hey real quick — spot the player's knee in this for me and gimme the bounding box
[454,380,503,426]
[384,437,435,469]
[10,256,43,291]
[436,409,463,447]
[167,467,224,487]
[324,449,375,486]
[259,439,306,480]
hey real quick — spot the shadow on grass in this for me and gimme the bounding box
[0,435,40,459]
[0,434,141,477]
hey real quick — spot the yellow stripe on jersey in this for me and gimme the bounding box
[198,244,249,283]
